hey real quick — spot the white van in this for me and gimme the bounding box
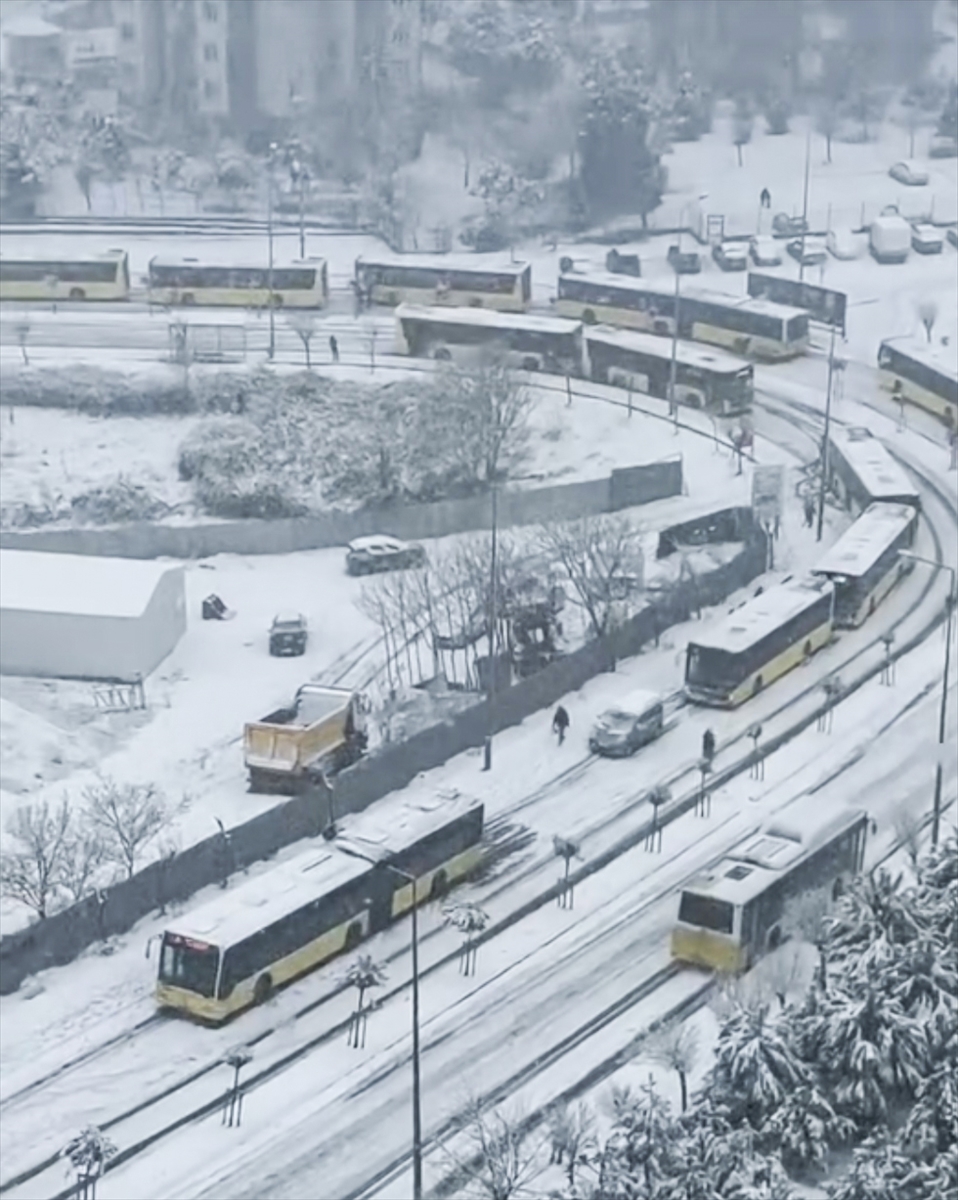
[589,689,665,757]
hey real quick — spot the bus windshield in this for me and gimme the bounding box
[678,891,734,933]
[787,313,809,342]
[713,368,753,411]
[159,934,219,997]
[686,644,742,687]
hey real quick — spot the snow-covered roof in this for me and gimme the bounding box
[334,789,482,863]
[148,256,323,271]
[166,848,374,950]
[559,271,808,321]
[679,809,868,909]
[880,336,958,383]
[0,249,127,265]
[688,576,833,655]
[598,688,662,718]
[585,325,753,375]
[357,254,529,276]
[0,550,177,619]
[347,535,408,553]
[829,427,920,504]
[395,303,580,335]
[812,503,918,580]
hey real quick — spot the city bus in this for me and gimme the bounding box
[147,256,328,308]
[556,272,809,360]
[0,249,130,301]
[684,576,835,707]
[877,338,958,428]
[827,426,921,515]
[356,255,532,311]
[585,325,754,416]
[156,791,483,1023]
[671,807,868,971]
[811,502,918,628]
[394,304,584,375]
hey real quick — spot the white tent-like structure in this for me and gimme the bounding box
[0,550,186,681]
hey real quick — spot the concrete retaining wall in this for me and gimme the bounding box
[0,518,765,994]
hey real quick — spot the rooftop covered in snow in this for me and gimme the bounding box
[0,550,179,619]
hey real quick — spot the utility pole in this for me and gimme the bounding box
[267,142,276,360]
[483,479,499,771]
[798,125,811,283]
[668,266,681,432]
[816,322,837,542]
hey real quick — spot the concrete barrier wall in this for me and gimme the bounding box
[0,518,765,994]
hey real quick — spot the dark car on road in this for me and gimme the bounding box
[712,241,748,271]
[588,690,665,757]
[269,613,308,656]
[346,535,427,576]
[786,237,827,265]
[667,244,702,274]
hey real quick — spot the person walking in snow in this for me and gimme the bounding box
[702,727,716,765]
[329,334,339,363]
[552,705,570,746]
[803,495,816,528]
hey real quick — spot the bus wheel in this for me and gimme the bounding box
[433,347,452,361]
[753,675,764,694]
[803,640,812,657]
[430,870,449,901]
[767,925,782,951]
[582,309,597,325]
[345,921,363,950]
[521,356,539,372]
[269,294,284,307]
[68,287,86,301]
[181,293,195,305]
[253,974,273,1005]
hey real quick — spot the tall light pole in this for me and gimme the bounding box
[899,553,955,847]
[667,194,706,432]
[339,851,423,1197]
[816,321,837,542]
[267,141,277,360]
[483,478,499,771]
[798,125,811,283]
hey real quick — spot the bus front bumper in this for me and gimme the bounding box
[671,927,745,973]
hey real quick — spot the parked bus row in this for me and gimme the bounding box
[878,338,958,429]
[394,305,755,418]
[156,790,484,1023]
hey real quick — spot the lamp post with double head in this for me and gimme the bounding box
[899,551,956,847]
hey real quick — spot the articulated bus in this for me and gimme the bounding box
[585,325,753,416]
[827,426,921,515]
[811,502,918,628]
[878,338,958,428]
[684,576,835,707]
[156,792,483,1023]
[394,303,584,375]
[556,272,809,360]
[0,250,130,301]
[147,256,328,308]
[357,256,531,311]
[671,807,868,971]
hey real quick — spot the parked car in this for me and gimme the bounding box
[588,690,665,758]
[889,160,930,186]
[269,613,308,657]
[929,135,958,159]
[911,223,943,254]
[826,228,863,260]
[749,236,782,266]
[667,244,702,274]
[346,535,426,576]
[786,237,827,265]
[772,212,808,237]
[948,227,958,249]
[712,241,748,271]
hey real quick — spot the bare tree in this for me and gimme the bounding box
[646,1023,699,1113]
[917,299,938,344]
[344,954,387,1048]
[285,310,318,369]
[444,1098,545,1200]
[545,1101,597,1188]
[536,514,644,652]
[781,887,833,996]
[82,778,170,879]
[61,1125,116,1200]
[57,827,106,905]
[732,100,754,167]
[0,798,73,919]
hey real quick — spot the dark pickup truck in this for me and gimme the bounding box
[269,613,308,656]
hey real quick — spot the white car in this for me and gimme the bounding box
[889,160,930,186]
[749,236,782,267]
[911,224,943,254]
[826,229,863,260]
[345,535,426,576]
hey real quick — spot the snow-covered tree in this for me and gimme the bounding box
[597,1079,678,1197]
[444,1097,545,1200]
[82,778,170,880]
[759,1082,855,1174]
[0,798,74,919]
[647,1023,699,1113]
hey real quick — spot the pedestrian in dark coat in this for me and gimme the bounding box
[804,495,816,528]
[702,727,716,764]
[552,705,570,745]
[329,334,339,363]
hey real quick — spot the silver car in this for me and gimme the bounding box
[889,160,930,186]
[589,690,664,757]
[346,535,426,576]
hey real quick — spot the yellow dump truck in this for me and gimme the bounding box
[244,684,368,793]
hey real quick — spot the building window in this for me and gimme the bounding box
[120,22,136,42]
[203,1,219,21]
[203,43,218,62]
[203,79,219,99]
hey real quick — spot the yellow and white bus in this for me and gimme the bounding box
[878,338,958,428]
[0,250,130,301]
[156,791,483,1023]
[147,256,328,308]
[356,255,532,311]
[684,576,835,707]
[671,807,868,972]
[556,272,809,361]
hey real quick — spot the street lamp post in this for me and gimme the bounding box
[816,321,838,542]
[798,125,811,283]
[899,552,956,847]
[667,195,706,432]
[483,478,499,771]
[267,142,277,360]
